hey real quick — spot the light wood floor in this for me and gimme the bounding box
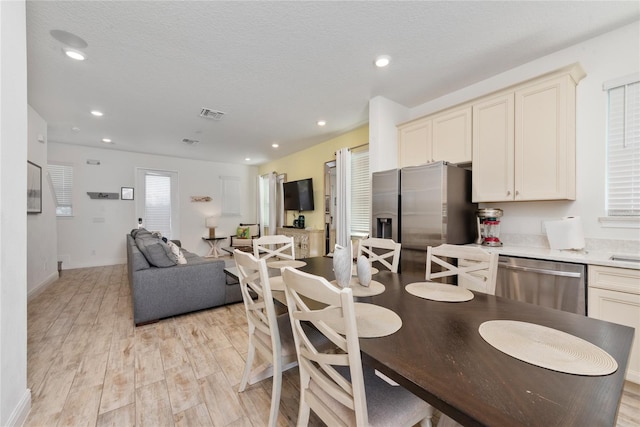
[25,264,640,426]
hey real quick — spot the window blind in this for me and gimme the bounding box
[48,164,73,216]
[350,147,370,236]
[145,173,172,237]
[606,78,640,216]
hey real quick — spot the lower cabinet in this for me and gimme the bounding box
[588,265,640,384]
[276,227,324,259]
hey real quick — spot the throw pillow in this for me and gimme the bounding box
[135,235,177,268]
[236,226,250,239]
[167,240,187,265]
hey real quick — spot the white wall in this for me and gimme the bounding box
[48,143,258,269]
[0,1,31,425]
[368,96,409,173]
[369,21,640,244]
[27,106,58,297]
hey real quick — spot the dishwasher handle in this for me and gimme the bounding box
[498,261,583,278]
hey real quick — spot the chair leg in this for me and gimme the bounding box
[238,339,255,392]
[296,372,311,427]
[419,405,435,427]
[267,360,283,427]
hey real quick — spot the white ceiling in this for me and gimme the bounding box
[26,1,639,166]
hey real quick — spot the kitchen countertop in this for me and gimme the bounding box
[469,244,640,270]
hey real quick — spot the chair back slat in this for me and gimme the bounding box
[357,237,401,273]
[426,244,499,294]
[253,235,295,261]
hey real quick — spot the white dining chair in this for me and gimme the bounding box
[357,237,402,273]
[252,235,296,291]
[253,234,295,261]
[234,249,298,427]
[281,266,434,427]
[425,244,499,294]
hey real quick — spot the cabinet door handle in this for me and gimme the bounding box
[515,190,519,196]
[506,190,511,196]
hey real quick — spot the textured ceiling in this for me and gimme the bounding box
[26,1,640,165]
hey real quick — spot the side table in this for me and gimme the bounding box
[202,236,227,258]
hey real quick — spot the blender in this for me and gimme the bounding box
[477,208,503,246]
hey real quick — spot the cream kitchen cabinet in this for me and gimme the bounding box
[398,105,471,167]
[398,117,431,167]
[588,265,640,384]
[431,106,472,164]
[472,64,585,202]
[472,93,515,202]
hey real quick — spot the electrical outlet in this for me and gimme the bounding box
[91,250,96,256]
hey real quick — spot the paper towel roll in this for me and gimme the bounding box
[545,216,585,250]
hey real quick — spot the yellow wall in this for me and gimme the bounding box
[259,124,369,231]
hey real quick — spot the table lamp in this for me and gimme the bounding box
[205,216,218,238]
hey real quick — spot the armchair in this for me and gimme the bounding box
[230,223,260,248]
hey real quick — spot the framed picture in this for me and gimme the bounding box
[121,187,134,200]
[27,161,42,214]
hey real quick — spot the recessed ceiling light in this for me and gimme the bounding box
[101,138,112,143]
[375,55,391,68]
[71,126,80,132]
[317,120,326,126]
[245,157,251,161]
[63,47,86,61]
[272,143,279,148]
[91,110,103,117]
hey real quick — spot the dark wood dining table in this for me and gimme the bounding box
[293,256,634,427]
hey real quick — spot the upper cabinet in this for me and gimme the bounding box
[398,117,431,167]
[472,93,515,202]
[432,106,472,164]
[473,64,585,202]
[398,105,472,167]
[397,63,585,202]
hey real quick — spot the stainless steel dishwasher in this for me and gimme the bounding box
[495,255,586,315]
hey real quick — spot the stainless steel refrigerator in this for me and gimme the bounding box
[400,161,477,272]
[371,168,400,242]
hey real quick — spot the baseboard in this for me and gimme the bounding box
[5,389,31,426]
[27,272,59,301]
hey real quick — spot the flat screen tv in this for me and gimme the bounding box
[283,178,315,211]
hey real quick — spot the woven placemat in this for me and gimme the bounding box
[330,278,385,297]
[478,320,618,376]
[323,303,402,338]
[405,282,474,302]
[266,259,307,269]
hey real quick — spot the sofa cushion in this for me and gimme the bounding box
[135,235,177,267]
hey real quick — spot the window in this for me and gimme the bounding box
[605,75,640,217]
[48,163,73,216]
[136,168,179,238]
[350,146,370,236]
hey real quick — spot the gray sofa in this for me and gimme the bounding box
[126,229,242,325]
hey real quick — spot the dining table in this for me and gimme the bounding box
[285,256,635,427]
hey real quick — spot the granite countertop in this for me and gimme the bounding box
[473,244,640,270]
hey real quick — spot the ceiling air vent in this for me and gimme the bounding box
[199,108,225,120]
[181,138,200,145]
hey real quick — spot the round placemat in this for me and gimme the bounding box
[351,265,379,276]
[478,320,618,376]
[323,303,402,338]
[266,259,307,269]
[330,278,385,297]
[405,282,474,302]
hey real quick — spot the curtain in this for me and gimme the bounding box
[259,171,281,236]
[336,147,351,247]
